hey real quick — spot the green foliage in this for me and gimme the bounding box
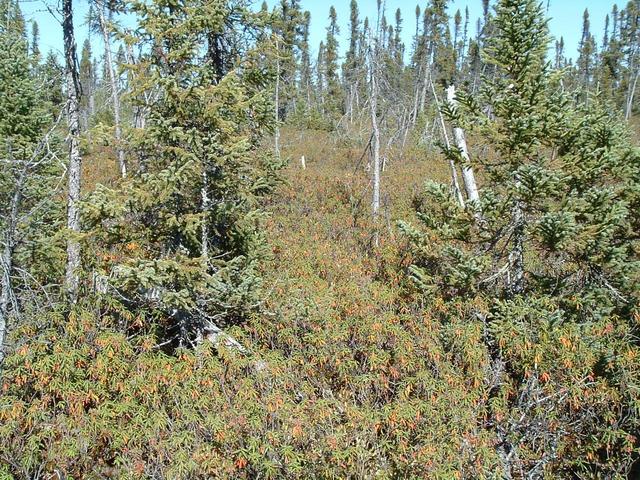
[403,0,640,476]
[82,0,282,343]
[0,0,65,308]
[0,131,491,479]
[2,0,640,478]
[322,6,344,119]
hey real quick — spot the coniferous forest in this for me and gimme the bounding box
[1,0,640,478]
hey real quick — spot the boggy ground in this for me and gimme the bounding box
[1,128,496,479]
[238,128,494,478]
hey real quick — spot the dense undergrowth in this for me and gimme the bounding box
[2,0,640,477]
[2,122,640,479]
[0,129,492,478]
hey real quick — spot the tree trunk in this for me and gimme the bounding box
[626,70,639,121]
[0,159,24,365]
[509,198,525,295]
[63,0,83,301]
[370,55,381,247]
[97,0,126,178]
[431,80,465,207]
[446,85,481,207]
[274,38,281,159]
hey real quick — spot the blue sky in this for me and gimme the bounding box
[21,0,613,62]
[291,0,611,61]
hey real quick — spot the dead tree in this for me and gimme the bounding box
[95,0,127,177]
[430,80,465,207]
[63,0,83,301]
[446,85,481,207]
[0,146,22,365]
[369,42,381,248]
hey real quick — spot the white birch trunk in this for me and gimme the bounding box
[63,0,83,301]
[446,85,481,207]
[97,1,126,178]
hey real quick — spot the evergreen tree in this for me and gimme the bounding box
[344,0,361,85]
[84,0,282,346]
[0,0,61,363]
[323,6,343,118]
[41,51,65,117]
[427,0,456,87]
[30,21,40,62]
[402,0,640,475]
[79,38,95,129]
[577,8,597,90]
[272,0,304,120]
[316,39,326,111]
[299,10,312,105]
[554,36,566,69]
[620,0,640,118]
[393,8,404,65]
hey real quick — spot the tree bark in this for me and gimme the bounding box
[370,54,381,248]
[430,80,465,207]
[0,157,24,365]
[97,0,126,178]
[63,0,83,301]
[274,37,281,159]
[509,198,525,295]
[626,70,639,121]
[446,86,481,204]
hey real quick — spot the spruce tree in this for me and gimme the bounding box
[41,51,65,117]
[30,21,40,62]
[0,0,61,363]
[79,39,95,130]
[84,0,281,347]
[427,0,456,87]
[402,0,640,475]
[299,10,312,106]
[323,6,343,119]
[577,9,597,91]
[621,0,640,118]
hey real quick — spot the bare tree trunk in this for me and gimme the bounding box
[430,80,465,207]
[274,37,281,159]
[626,70,639,121]
[370,55,381,247]
[201,170,209,260]
[0,158,24,365]
[97,0,126,178]
[63,0,83,301]
[446,85,481,207]
[509,198,525,295]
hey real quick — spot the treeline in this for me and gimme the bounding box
[0,0,639,478]
[260,0,640,127]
